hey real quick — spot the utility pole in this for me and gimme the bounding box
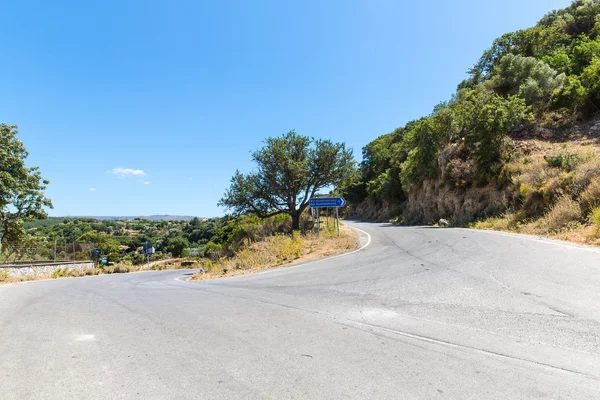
[54,240,57,261]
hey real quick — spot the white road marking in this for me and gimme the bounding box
[74,334,95,342]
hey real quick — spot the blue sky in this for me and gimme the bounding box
[2,0,572,217]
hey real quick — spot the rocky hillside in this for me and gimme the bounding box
[342,1,600,245]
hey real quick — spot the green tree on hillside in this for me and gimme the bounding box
[219,131,355,230]
[78,231,121,261]
[0,123,52,258]
[165,236,189,258]
[488,54,565,105]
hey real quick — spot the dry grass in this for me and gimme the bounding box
[471,139,600,246]
[580,177,600,214]
[523,196,582,234]
[590,206,600,237]
[0,259,192,284]
[190,224,358,281]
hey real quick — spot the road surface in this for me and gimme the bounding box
[1,222,599,399]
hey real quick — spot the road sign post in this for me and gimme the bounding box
[336,207,339,237]
[309,197,346,238]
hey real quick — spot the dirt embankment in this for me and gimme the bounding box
[349,117,600,246]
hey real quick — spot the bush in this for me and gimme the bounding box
[551,75,587,109]
[399,118,440,189]
[83,267,98,276]
[51,268,68,279]
[532,195,582,233]
[113,264,133,273]
[590,206,600,236]
[0,269,10,282]
[489,54,565,105]
[544,150,583,171]
[451,88,532,185]
[581,57,600,106]
[274,231,304,262]
[580,177,600,214]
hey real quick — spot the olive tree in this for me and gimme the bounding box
[219,130,354,230]
[0,123,52,257]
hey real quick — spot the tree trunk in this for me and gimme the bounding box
[291,212,300,231]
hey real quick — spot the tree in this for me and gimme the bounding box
[488,54,565,105]
[452,89,532,184]
[0,124,52,258]
[219,130,355,230]
[165,236,189,258]
[399,118,442,189]
[78,231,121,261]
[581,57,600,107]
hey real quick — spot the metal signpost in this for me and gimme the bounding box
[91,248,102,266]
[309,197,346,237]
[141,241,155,269]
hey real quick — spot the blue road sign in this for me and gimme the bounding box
[309,197,346,208]
[101,258,108,265]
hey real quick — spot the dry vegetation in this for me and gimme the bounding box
[0,258,197,284]
[471,138,600,246]
[189,224,358,281]
[0,223,359,284]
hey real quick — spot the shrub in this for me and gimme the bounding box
[580,177,600,214]
[590,206,600,236]
[544,151,582,171]
[551,75,587,109]
[532,195,582,233]
[100,265,116,274]
[399,118,440,189]
[489,54,565,105]
[83,267,98,276]
[113,264,133,273]
[451,88,532,185]
[51,268,68,279]
[581,57,600,106]
[0,269,10,282]
[274,231,304,261]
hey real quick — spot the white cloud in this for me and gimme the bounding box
[108,168,147,178]
[143,181,151,185]
[89,188,95,191]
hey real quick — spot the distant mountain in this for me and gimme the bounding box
[77,215,199,221]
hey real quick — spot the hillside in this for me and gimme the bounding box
[75,215,199,221]
[342,0,600,245]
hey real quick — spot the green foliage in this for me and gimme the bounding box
[543,49,572,74]
[219,130,355,230]
[78,231,121,261]
[570,36,600,74]
[489,54,565,105]
[0,123,52,258]
[544,150,583,171]
[551,75,588,108]
[165,236,189,258]
[399,118,441,188]
[581,57,600,105]
[452,89,532,184]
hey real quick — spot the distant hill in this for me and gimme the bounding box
[78,215,199,221]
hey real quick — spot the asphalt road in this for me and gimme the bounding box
[1,222,600,399]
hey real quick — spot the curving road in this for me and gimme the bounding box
[1,222,600,399]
